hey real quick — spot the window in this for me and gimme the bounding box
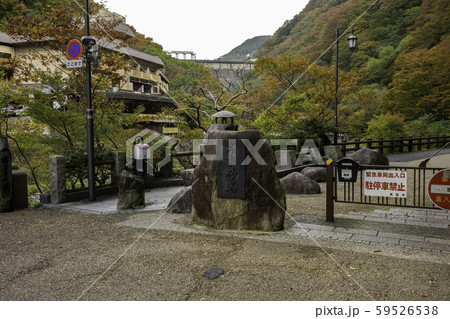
[143,84,151,93]
[132,82,142,92]
[0,53,11,59]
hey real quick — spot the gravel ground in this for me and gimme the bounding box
[0,207,448,301]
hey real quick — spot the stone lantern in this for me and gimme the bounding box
[212,110,236,124]
[207,111,239,134]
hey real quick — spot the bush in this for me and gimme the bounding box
[409,114,449,137]
[365,113,407,139]
[278,117,336,145]
[427,120,450,137]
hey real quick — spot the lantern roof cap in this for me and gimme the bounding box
[212,111,236,118]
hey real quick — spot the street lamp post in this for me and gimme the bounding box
[334,27,357,145]
[84,0,95,201]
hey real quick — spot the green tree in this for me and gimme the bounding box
[1,0,144,192]
[366,46,396,85]
[251,54,360,138]
[157,57,250,132]
[381,39,450,118]
[365,113,408,139]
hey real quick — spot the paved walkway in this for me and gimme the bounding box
[387,147,450,162]
[44,187,184,215]
[45,186,449,254]
[287,208,449,253]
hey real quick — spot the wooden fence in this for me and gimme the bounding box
[338,135,449,157]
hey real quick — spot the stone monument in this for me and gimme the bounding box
[192,130,286,231]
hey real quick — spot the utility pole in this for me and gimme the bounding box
[85,0,96,201]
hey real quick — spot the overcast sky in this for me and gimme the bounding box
[101,0,310,59]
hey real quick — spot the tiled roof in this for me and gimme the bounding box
[98,39,164,68]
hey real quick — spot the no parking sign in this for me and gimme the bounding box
[66,39,82,60]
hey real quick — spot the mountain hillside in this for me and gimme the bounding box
[255,0,449,120]
[218,35,271,61]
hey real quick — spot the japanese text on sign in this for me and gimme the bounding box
[364,170,407,198]
[66,60,83,68]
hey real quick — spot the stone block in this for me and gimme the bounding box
[295,154,314,166]
[12,169,28,210]
[274,150,297,170]
[111,151,126,186]
[49,155,66,204]
[323,145,342,161]
[0,137,13,213]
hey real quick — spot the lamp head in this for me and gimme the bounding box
[81,36,97,48]
[347,33,357,51]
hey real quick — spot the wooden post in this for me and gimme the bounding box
[367,138,372,149]
[378,138,384,153]
[326,160,334,222]
[408,137,413,152]
[389,138,395,153]
[417,136,422,151]
[341,144,347,157]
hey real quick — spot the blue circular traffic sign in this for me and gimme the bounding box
[67,39,82,60]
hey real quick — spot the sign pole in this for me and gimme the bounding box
[85,0,96,201]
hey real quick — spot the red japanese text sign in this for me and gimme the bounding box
[364,170,407,198]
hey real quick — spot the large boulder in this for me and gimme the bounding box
[349,147,389,166]
[192,130,286,231]
[117,170,145,210]
[280,172,321,194]
[168,186,192,214]
[301,167,327,182]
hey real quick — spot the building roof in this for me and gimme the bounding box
[158,70,170,84]
[0,32,163,68]
[106,90,175,104]
[98,39,164,68]
[0,32,27,45]
[115,22,135,38]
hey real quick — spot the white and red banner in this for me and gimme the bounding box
[364,170,407,198]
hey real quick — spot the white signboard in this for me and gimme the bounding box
[364,170,407,198]
[66,60,83,68]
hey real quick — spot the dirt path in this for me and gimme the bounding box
[0,208,448,301]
